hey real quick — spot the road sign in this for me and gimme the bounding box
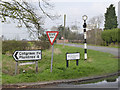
[66,52,80,60]
[13,50,42,61]
[46,31,59,72]
[66,52,80,67]
[46,31,59,45]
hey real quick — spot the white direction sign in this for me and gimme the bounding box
[66,53,80,60]
[13,50,42,61]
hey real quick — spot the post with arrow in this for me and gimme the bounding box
[13,50,42,75]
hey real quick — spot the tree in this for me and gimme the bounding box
[71,25,78,30]
[87,15,103,45]
[57,25,64,40]
[104,4,118,30]
[88,14,103,29]
[51,26,58,30]
[0,0,59,40]
[57,25,71,40]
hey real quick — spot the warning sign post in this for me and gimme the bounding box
[46,31,59,72]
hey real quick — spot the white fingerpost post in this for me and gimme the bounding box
[82,15,88,61]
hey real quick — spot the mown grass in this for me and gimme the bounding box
[2,44,119,84]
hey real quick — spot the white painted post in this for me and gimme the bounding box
[84,21,87,60]
[82,15,88,60]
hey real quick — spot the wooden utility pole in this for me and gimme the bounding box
[63,14,66,47]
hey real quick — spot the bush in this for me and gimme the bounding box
[2,40,30,54]
[31,41,50,50]
[101,28,120,45]
[2,40,51,55]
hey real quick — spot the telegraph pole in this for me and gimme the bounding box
[63,14,66,47]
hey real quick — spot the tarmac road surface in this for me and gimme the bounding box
[57,43,118,56]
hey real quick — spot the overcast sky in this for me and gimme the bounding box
[1,0,120,40]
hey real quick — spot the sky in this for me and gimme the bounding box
[1,0,120,40]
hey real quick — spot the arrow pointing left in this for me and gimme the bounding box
[13,50,42,61]
[13,51,19,61]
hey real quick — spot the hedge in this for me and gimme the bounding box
[2,40,30,54]
[32,41,50,50]
[2,40,50,55]
[101,28,120,45]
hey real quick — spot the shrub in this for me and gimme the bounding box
[2,40,51,55]
[32,41,50,50]
[101,28,120,45]
[2,40,30,54]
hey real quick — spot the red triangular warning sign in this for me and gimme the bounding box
[46,31,59,45]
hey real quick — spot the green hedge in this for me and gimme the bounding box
[2,40,30,54]
[2,40,50,55]
[101,28,120,45]
[32,41,50,50]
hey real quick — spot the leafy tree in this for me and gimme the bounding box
[57,25,64,40]
[104,4,118,30]
[57,25,81,40]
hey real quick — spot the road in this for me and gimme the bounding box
[57,43,118,56]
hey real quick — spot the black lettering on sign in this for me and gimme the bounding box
[49,33,56,38]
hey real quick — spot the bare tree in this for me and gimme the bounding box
[71,25,78,30]
[88,14,103,29]
[87,14,103,45]
[0,0,60,40]
[51,26,58,30]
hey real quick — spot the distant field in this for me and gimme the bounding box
[2,44,119,84]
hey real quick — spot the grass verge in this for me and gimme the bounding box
[66,42,120,48]
[2,44,119,84]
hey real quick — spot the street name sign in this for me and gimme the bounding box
[66,52,80,60]
[46,31,59,45]
[66,52,80,67]
[13,50,42,61]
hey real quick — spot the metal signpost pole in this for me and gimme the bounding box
[82,15,88,61]
[51,44,54,72]
[66,60,69,67]
[36,60,38,73]
[15,61,18,75]
[76,60,78,66]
